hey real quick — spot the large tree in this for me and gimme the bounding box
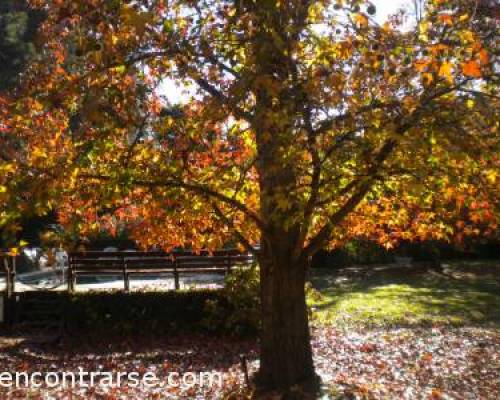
[1,0,499,394]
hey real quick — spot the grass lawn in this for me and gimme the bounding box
[308,260,500,328]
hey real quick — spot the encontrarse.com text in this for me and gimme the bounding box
[0,369,223,389]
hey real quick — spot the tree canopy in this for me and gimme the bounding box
[1,0,498,250]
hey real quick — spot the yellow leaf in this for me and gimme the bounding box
[112,65,127,74]
[93,50,103,65]
[438,61,453,83]
[354,13,368,28]
[485,169,497,184]
[32,147,47,159]
[418,21,429,42]
[382,22,392,32]
[462,60,481,78]
[459,14,469,22]
[120,6,154,36]
[460,30,475,43]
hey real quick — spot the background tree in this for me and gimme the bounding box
[0,0,44,92]
[1,0,499,394]
[0,0,46,246]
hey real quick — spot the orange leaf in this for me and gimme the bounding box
[415,59,429,72]
[8,247,19,256]
[479,49,489,65]
[422,72,433,85]
[462,60,481,78]
[439,14,453,25]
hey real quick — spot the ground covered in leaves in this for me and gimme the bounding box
[314,326,499,399]
[0,334,257,399]
[0,326,498,399]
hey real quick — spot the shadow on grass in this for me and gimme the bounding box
[0,332,258,374]
[309,261,500,328]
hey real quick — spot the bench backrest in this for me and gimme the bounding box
[68,250,254,271]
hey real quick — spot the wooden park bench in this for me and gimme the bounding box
[68,249,253,292]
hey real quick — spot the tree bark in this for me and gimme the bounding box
[256,241,317,394]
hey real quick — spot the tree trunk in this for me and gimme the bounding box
[256,241,317,394]
[251,9,318,389]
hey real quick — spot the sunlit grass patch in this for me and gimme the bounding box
[308,262,500,328]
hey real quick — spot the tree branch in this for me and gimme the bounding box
[210,201,259,256]
[304,138,397,256]
[80,173,267,233]
[195,77,253,122]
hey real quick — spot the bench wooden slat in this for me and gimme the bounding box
[76,269,175,274]
[176,255,233,260]
[173,250,242,257]
[72,259,125,266]
[123,269,175,273]
[70,251,166,257]
[176,268,230,273]
[124,258,174,265]
[177,261,232,266]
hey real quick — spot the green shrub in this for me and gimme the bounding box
[312,238,500,269]
[9,290,225,339]
[203,267,322,335]
[203,266,261,335]
[64,290,224,337]
[305,281,323,302]
[13,273,261,338]
[312,240,393,268]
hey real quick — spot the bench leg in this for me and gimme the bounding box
[124,272,130,292]
[11,257,16,295]
[4,258,15,326]
[10,272,16,296]
[174,270,180,290]
[5,266,12,299]
[68,268,75,293]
